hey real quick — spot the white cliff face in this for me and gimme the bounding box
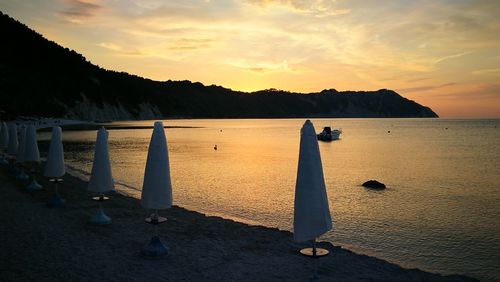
[137,102,163,120]
[62,94,162,121]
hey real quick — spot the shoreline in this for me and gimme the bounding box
[0,168,477,281]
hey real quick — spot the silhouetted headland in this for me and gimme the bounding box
[0,12,438,121]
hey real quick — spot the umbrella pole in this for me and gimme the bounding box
[7,156,17,173]
[311,239,319,282]
[142,209,168,257]
[47,178,65,207]
[299,239,329,257]
[26,164,43,191]
[90,194,111,225]
[154,209,159,237]
[298,238,329,281]
[0,151,8,164]
[16,163,30,180]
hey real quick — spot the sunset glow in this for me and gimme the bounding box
[1,0,499,117]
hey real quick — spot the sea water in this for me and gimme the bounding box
[39,118,500,281]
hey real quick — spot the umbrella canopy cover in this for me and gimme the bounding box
[0,122,9,149]
[23,125,41,163]
[7,124,18,156]
[293,120,332,242]
[17,127,27,163]
[88,127,115,193]
[141,121,173,210]
[44,127,65,178]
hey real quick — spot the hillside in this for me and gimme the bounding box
[0,12,438,120]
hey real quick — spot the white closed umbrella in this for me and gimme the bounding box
[88,127,114,225]
[6,124,18,173]
[7,124,18,157]
[23,125,40,163]
[293,120,332,255]
[24,125,43,191]
[88,127,114,193]
[141,121,172,210]
[0,122,9,149]
[0,122,9,164]
[44,126,65,178]
[15,127,30,180]
[140,121,172,257]
[17,127,26,163]
[44,127,65,207]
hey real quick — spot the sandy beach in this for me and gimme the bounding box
[0,168,477,281]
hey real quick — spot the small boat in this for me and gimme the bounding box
[317,127,341,141]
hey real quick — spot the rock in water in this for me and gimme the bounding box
[362,180,386,189]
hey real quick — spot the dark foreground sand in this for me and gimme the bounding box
[0,169,477,281]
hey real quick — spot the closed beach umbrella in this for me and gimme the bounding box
[17,127,27,163]
[45,127,65,206]
[0,122,8,149]
[140,121,172,257]
[15,126,30,180]
[141,121,172,210]
[24,125,41,163]
[88,127,114,225]
[24,124,43,191]
[0,122,9,164]
[7,124,18,156]
[88,127,114,193]
[44,126,65,178]
[293,120,332,243]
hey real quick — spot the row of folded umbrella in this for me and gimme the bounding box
[0,119,332,259]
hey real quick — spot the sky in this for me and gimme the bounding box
[1,0,499,117]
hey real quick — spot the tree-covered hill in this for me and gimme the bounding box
[0,12,438,120]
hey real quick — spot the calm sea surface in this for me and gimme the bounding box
[39,119,500,281]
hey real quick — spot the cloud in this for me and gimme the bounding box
[407,77,432,83]
[227,59,294,74]
[168,38,213,51]
[471,68,500,75]
[432,83,500,99]
[59,0,102,24]
[398,83,457,93]
[434,51,473,64]
[98,42,143,56]
[247,0,350,17]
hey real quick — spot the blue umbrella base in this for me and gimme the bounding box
[16,171,30,180]
[26,180,43,191]
[8,164,18,174]
[142,236,169,257]
[47,194,65,207]
[90,210,112,225]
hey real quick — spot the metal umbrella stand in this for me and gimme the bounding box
[299,239,330,282]
[90,194,112,225]
[15,164,30,180]
[47,178,65,207]
[26,163,43,191]
[142,210,168,257]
